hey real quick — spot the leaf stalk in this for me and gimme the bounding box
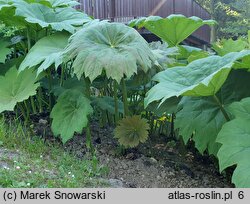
[213,95,230,122]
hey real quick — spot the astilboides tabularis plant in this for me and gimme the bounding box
[64,20,155,148]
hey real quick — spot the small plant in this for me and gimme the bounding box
[114,115,150,148]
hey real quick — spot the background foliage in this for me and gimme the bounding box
[196,0,250,39]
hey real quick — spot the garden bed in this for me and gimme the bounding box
[28,115,232,188]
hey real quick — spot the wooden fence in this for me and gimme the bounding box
[76,0,211,43]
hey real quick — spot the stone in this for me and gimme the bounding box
[125,153,136,160]
[108,179,124,188]
[39,119,48,125]
[149,157,157,164]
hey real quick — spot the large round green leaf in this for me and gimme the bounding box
[175,70,250,156]
[50,89,93,144]
[64,21,155,83]
[0,67,39,113]
[145,50,250,107]
[19,32,70,75]
[217,97,250,187]
[130,14,216,46]
[13,0,91,33]
[176,97,225,155]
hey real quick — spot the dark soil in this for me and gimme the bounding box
[26,114,233,188]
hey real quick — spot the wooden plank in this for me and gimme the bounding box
[110,0,115,21]
[175,0,186,15]
[187,0,193,17]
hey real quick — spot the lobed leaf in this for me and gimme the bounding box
[176,97,225,155]
[50,89,93,143]
[114,115,150,148]
[64,21,155,83]
[130,14,216,46]
[14,0,91,33]
[217,97,250,187]
[175,70,250,156]
[19,32,70,75]
[0,67,39,113]
[212,38,248,56]
[145,50,250,107]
